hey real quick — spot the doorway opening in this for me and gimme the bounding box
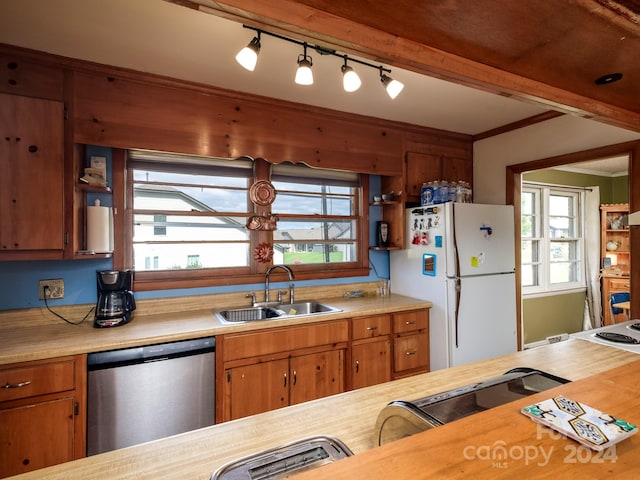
[507,141,638,349]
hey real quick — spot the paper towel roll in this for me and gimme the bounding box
[87,199,113,253]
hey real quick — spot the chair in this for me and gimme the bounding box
[610,292,630,323]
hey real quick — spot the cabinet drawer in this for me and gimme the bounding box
[394,332,429,373]
[223,320,349,362]
[609,278,630,291]
[352,315,391,340]
[393,309,429,334]
[0,360,75,403]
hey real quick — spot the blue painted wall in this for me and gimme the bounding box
[0,154,389,311]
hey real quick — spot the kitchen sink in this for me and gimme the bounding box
[276,301,341,316]
[214,301,342,323]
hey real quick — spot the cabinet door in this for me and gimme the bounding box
[352,338,391,390]
[394,331,429,375]
[0,397,74,478]
[290,349,345,406]
[0,93,64,251]
[226,359,288,421]
[405,152,441,197]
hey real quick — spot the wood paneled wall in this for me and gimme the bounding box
[70,68,472,176]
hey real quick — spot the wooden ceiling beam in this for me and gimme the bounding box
[189,0,640,133]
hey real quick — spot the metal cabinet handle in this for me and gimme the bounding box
[355,360,360,374]
[283,372,287,387]
[2,381,31,389]
[405,351,417,356]
[405,321,416,325]
[366,326,378,331]
[293,370,297,386]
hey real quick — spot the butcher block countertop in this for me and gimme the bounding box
[0,288,431,365]
[6,339,640,480]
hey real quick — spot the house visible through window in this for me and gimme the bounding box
[522,183,585,293]
[153,215,167,236]
[126,150,366,286]
[271,162,359,267]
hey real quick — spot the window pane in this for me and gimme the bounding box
[275,220,355,241]
[549,194,573,216]
[274,242,357,265]
[134,171,248,213]
[134,242,249,270]
[521,191,534,215]
[549,194,576,238]
[550,262,578,283]
[272,184,353,215]
[521,264,538,287]
[134,214,248,243]
[550,240,577,262]
[521,240,539,263]
[271,177,358,266]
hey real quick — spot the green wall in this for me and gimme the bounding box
[523,169,628,204]
[523,291,586,343]
[521,168,628,343]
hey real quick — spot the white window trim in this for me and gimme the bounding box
[522,183,586,296]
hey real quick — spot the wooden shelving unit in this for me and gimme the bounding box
[600,203,630,325]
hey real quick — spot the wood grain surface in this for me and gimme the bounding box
[4,339,638,480]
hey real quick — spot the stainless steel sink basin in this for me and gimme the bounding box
[275,301,341,316]
[214,301,342,323]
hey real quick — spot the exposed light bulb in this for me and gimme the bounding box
[235,36,261,71]
[341,64,361,92]
[295,56,314,85]
[380,73,404,99]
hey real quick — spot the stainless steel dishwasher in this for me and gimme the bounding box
[87,336,215,455]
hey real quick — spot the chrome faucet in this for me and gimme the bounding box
[265,265,295,304]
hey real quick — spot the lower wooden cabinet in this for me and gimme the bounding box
[218,309,430,423]
[224,349,345,421]
[351,315,391,389]
[352,339,391,389]
[219,320,348,422]
[0,355,86,478]
[392,310,430,378]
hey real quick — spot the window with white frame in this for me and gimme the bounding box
[521,183,585,293]
[126,150,365,284]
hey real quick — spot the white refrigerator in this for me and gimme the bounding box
[390,202,517,371]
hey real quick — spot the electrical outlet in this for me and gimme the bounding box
[39,279,64,300]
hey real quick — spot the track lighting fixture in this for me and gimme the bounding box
[235,25,404,99]
[235,32,261,71]
[295,44,314,85]
[341,56,361,92]
[380,70,405,99]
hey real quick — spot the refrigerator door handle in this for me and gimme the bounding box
[454,277,461,348]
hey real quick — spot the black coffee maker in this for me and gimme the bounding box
[95,270,136,328]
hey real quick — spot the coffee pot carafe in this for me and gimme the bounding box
[95,270,136,328]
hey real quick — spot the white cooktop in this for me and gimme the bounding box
[571,320,640,354]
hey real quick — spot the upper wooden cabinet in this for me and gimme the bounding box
[0,93,65,259]
[405,151,473,202]
[0,53,64,101]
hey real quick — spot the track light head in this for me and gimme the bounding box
[236,34,261,71]
[380,71,404,99]
[341,58,361,92]
[295,45,314,85]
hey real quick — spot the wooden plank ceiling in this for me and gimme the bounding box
[187,0,640,131]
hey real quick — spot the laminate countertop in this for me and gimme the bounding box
[6,339,639,480]
[0,293,431,365]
